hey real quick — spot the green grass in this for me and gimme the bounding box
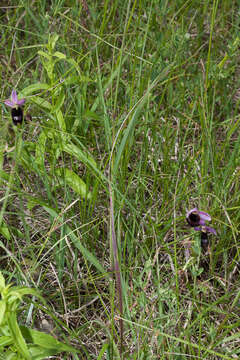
[0,0,240,359]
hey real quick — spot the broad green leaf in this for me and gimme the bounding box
[8,313,31,360]
[51,91,65,113]
[30,96,52,110]
[0,170,10,184]
[5,292,21,306]
[20,326,78,353]
[83,110,102,121]
[53,51,66,59]
[62,142,108,189]
[55,109,66,131]
[19,148,34,173]
[67,58,81,75]
[37,52,54,81]
[48,33,59,51]
[24,141,36,152]
[26,198,55,213]
[0,324,10,336]
[0,272,5,290]
[0,224,11,241]
[56,168,91,200]
[11,227,24,239]
[62,143,96,167]
[37,50,51,60]
[3,350,19,360]
[7,287,45,304]
[21,83,50,96]
[0,169,9,180]
[28,345,58,360]
[0,300,6,325]
[0,336,13,347]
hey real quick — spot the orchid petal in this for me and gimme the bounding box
[4,100,14,108]
[205,226,217,235]
[194,226,216,235]
[198,211,211,222]
[11,90,18,104]
[17,98,26,106]
[186,208,198,218]
[194,226,202,231]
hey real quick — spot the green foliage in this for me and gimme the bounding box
[0,272,77,359]
[1,0,240,358]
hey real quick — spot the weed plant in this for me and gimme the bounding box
[0,0,240,359]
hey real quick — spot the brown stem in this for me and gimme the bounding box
[109,186,123,356]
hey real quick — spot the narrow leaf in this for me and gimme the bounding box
[97,343,109,360]
[35,131,47,169]
[42,205,108,277]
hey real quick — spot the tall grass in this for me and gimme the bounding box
[0,0,240,358]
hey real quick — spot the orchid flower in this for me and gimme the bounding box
[186,208,216,235]
[4,90,26,125]
[4,90,25,108]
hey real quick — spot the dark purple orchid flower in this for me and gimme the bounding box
[4,90,26,125]
[186,207,216,252]
[186,208,216,235]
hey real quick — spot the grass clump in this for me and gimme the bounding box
[0,0,240,359]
